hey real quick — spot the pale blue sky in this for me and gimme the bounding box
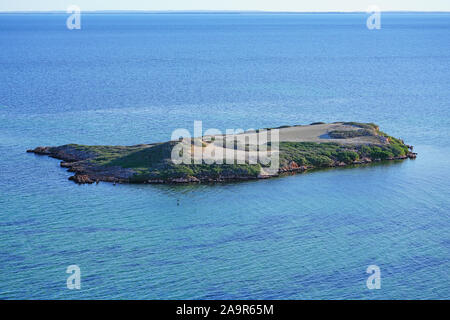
[1,0,450,12]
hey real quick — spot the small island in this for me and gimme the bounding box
[27,122,417,184]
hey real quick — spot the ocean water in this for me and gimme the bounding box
[0,13,449,299]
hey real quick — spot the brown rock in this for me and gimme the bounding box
[407,152,417,159]
[288,161,299,170]
[60,162,74,168]
[27,146,50,155]
[280,161,303,172]
[170,176,200,183]
[69,174,94,184]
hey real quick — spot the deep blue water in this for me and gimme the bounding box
[0,13,449,299]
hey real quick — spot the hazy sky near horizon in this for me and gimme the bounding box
[1,0,450,12]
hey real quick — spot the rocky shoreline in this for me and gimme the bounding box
[27,123,417,185]
[27,146,417,185]
[27,146,135,184]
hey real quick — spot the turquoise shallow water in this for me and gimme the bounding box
[0,13,449,299]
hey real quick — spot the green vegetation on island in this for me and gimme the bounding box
[27,122,416,184]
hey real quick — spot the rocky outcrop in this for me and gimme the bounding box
[60,162,74,168]
[352,157,373,164]
[28,145,135,184]
[169,176,201,183]
[27,146,51,155]
[279,161,308,173]
[69,174,94,184]
[27,145,97,162]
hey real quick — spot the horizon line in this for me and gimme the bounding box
[1,10,450,14]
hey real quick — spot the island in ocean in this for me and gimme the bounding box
[27,122,417,184]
